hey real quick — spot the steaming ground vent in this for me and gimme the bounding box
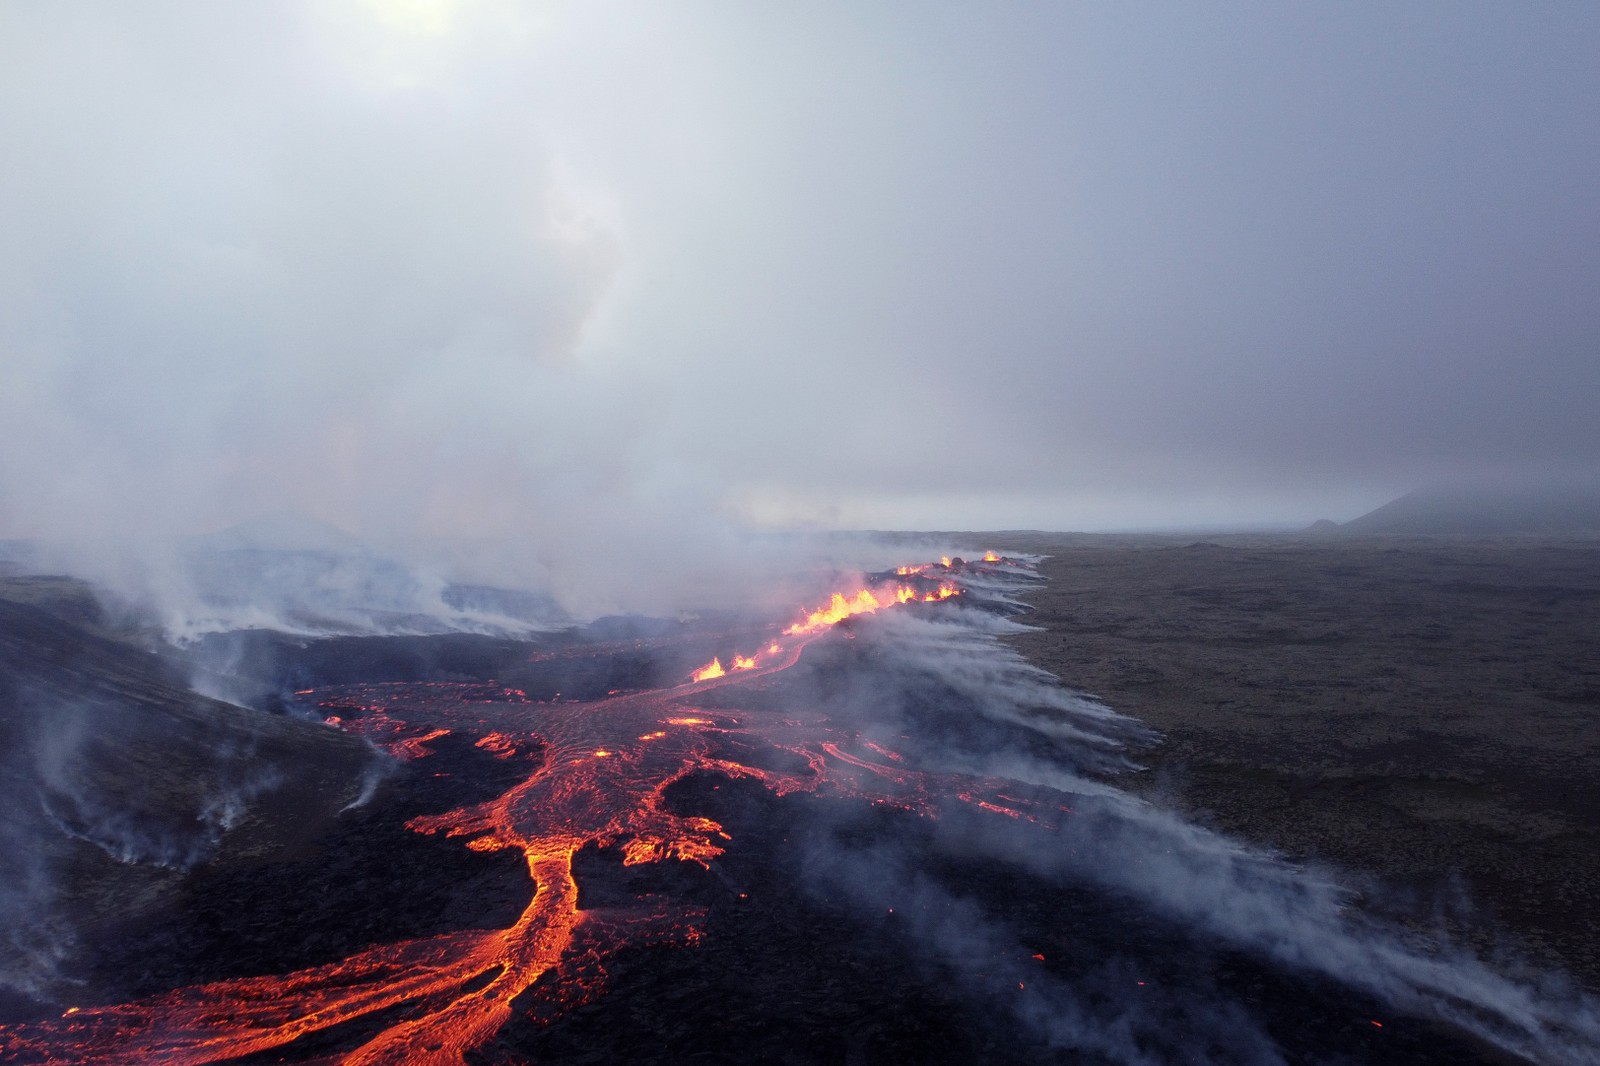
[4,556,1598,1064]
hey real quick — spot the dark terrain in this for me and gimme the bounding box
[985,533,1600,990]
[0,576,378,1020]
[2,538,1597,1063]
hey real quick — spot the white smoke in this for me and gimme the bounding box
[798,558,1600,1064]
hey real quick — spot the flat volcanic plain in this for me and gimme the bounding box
[4,537,1598,1063]
[987,532,1600,991]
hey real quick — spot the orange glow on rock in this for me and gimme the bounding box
[783,588,885,635]
[779,574,964,637]
[690,658,726,682]
[0,558,1005,1065]
[392,727,451,760]
[475,732,523,759]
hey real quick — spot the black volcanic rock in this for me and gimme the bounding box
[0,581,381,1012]
[79,737,532,1002]
[190,629,543,697]
[3,558,1591,1064]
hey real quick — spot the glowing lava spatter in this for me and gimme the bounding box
[780,578,936,636]
[688,574,961,681]
[784,588,890,635]
[3,557,1033,1066]
[690,657,726,682]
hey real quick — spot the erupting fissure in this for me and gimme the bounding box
[684,575,960,682]
[5,555,1041,1065]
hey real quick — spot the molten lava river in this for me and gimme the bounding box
[2,557,1075,1064]
[7,555,1598,1065]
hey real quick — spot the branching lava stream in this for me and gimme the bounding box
[4,558,1043,1065]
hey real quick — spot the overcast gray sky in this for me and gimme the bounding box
[3,2,1597,561]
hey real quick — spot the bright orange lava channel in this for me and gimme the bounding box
[0,559,1048,1065]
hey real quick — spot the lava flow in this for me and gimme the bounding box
[3,555,1051,1065]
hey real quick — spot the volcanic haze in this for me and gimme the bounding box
[3,1,1599,610]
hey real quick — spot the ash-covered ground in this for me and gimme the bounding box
[1,541,1598,1064]
[985,533,1600,993]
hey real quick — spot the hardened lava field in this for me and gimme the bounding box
[3,552,1597,1065]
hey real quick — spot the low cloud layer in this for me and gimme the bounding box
[3,1,1597,585]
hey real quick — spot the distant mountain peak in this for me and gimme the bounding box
[1341,479,1600,535]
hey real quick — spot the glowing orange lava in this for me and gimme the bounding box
[690,657,725,682]
[783,588,886,634]
[0,557,1035,1065]
[781,577,940,636]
